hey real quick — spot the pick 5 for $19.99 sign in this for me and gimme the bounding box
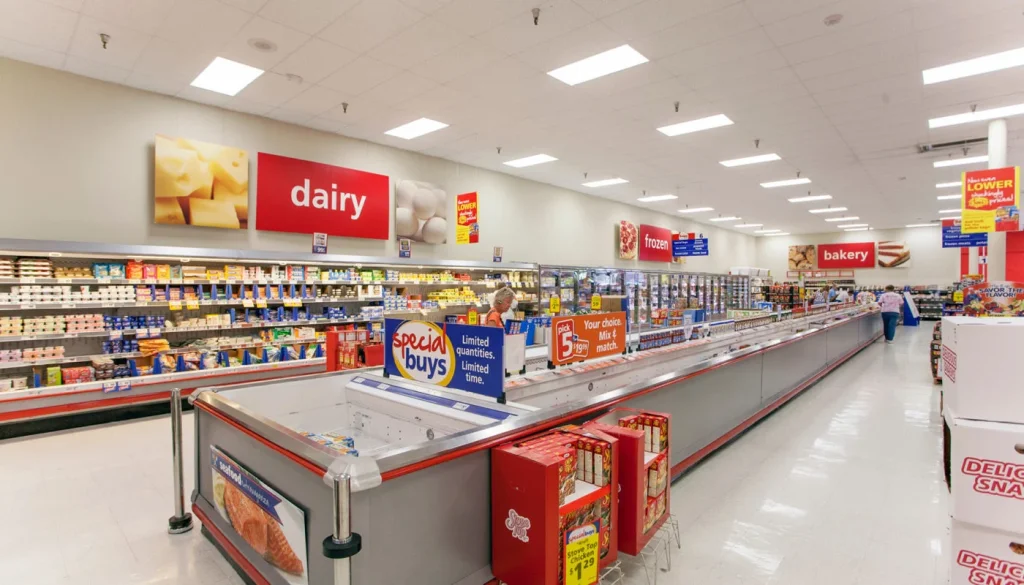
[551,312,627,366]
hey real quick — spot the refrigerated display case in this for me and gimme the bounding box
[726,275,751,309]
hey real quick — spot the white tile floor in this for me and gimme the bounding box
[0,324,948,585]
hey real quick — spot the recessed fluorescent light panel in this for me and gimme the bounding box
[845,228,869,232]
[708,216,740,222]
[719,153,781,167]
[384,118,448,140]
[657,114,733,137]
[764,232,791,236]
[837,224,868,228]
[937,194,962,200]
[547,44,648,86]
[907,223,940,227]
[939,208,962,214]
[788,194,832,203]
[503,154,557,168]
[191,57,264,96]
[636,194,678,202]
[934,155,988,168]
[583,178,628,188]
[929,103,1024,128]
[923,47,1024,85]
[733,223,763,228]
[755,229,781,234]
[761,178,811,188]
[936,182,961,189]
[808,207,849,214]
[824,216,859,222]
[677,207,714,214]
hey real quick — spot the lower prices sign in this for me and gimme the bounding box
[384,318,504,398]
[564,521,600,585]
[817,242,875,268]
[962,166,1021,233]
[550,312,626,366]
[455,192,479,244]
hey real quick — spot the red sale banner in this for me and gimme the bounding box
[455,192,479,244]
[817,242,875,269]
[255,153,389,239]
[638,224,672,262]
[550,312,627,366]
[962,167,1021,234]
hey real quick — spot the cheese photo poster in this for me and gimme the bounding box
[154,135,249,229]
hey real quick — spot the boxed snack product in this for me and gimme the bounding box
[942,317,1024,424]
[950,520,1024,585]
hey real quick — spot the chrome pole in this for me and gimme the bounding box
[323,472,360,585]
[167,387,194,534]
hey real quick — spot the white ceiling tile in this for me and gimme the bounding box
[779,10,914,65]
[156,0,250,51]
[220,17,311,71]
[356,71,437,107]
[745,0,837,25]
[80,0,174,35]
[679,49,790,90]
[911,0,1019,32]
[123,71,184,96]
[176,85,232,107]
[657,29,777,78]
[39,0,83,10]
[271,38,356,85]
[0,36,66,69]
[322,97,392,124]
[572,0,647,18]
[132,37,219,84]
[316,0,424,53]
[67,14,151,69]
[801,53,918,94]
[63,53,130,83]
[600,0,740,39]
[763,0,907,47]
[413,37,506,84]
[397,0,452,14]
[431,0,536,36]
[235,71,307,106]
[476,1,595,56]
[365,16,465,68]
[629,3,759,61]
[282,84,348,116]
[223,96,275,116]
[513,21,622,71]
[0,0,78,53]
[304,116,351,134]
[791,37,916,81]
[259,0,360,35]
[319,55,401,95]
[265,107,314,126]
[220,0,269,12]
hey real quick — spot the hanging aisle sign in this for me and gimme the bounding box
[962,167,1021,234]
[672,233,709,257]
[384,318,504,399]
[942,219,988,248]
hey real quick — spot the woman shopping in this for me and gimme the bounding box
[484,286,517,328]
[878,285,903,343]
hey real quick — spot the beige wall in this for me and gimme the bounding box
[0,58,756,272]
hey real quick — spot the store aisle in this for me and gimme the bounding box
[0,324,946,585]
[622,324,948,585]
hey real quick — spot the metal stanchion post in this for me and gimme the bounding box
[168,387,194,534]
[323,473,361,585]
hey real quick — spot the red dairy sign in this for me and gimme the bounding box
[638,224,672,262]
[256,152,389,239]
[817,242,875,269]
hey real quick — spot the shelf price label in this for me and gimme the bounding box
[549,297,560,314]
[168,301,183,311]
[185,300,200,310]
[284,299,302,308]
[590,294,602,311]
[255,299,268,309]
[564,522,600,585]
[242,299,254,308]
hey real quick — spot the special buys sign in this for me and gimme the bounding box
[962,167,1021,234]
[817,242,874,268]
[211,446,308,584]
[395,179,448,244]
[256,153,389,239]
[550,312,627,366]
[638,224,672,262]
[384,318,504,398]
[154,135,249,229]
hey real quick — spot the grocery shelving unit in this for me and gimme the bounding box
[0,238,537,435]
[910,287,954,320]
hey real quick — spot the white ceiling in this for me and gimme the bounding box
[4,0,1024,234]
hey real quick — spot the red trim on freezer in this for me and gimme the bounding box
[670,332,881,478]
[0,388,197,422]
[193,504,274,585]
[194,400,328,476]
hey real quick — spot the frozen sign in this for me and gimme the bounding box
[384,319,505,399]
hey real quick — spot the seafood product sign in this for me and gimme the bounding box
[961,166,1021,234]
[384,318,505,399]
[210,446,308,584]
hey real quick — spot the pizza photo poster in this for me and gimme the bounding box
[619,220,638,259]
[211,446,309,585]
[788,245,816,270]
[395,179,448,244]
[877,240,911,268]
[154,135,249,229]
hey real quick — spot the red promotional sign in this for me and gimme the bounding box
[455,192,479,244]
[255,152,389,239]
[817,242,875,269]
[638,224,672,262]
[550,312,627,366]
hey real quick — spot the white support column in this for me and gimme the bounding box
[985,119,1009,281]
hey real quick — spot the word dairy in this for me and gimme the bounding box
[290,179,367,220]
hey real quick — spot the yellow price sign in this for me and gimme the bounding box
[242,299,254,308]
[255,299,268,309]
[284,299,303,308]
[549,296,560,314]
[590,294,602,311]
[467,307,479,325]
[168,301,183,311]
[185,300,200,310]
[564,524,600,585]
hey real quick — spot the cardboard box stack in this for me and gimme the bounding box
[942,317,1024,584]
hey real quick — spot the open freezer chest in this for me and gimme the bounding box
[492,427,620,585]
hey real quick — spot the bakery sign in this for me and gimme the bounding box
[255,153,389,239]
[817,242,874,269]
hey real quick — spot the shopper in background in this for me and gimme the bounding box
[835,287,850,304]
[485,287,516,328]
[827,285,838,302]
[812,288,826,305]
[878,285,903,343]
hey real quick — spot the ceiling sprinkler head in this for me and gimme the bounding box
[823,13,843,26]
[341,102,348,114]
[248,38,278,52]
[532,7,540,25]
[99,33,110,49]
[285,73,303,84]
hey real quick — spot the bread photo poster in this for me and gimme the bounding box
[877,241,911,268]
[154,135,249,229]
